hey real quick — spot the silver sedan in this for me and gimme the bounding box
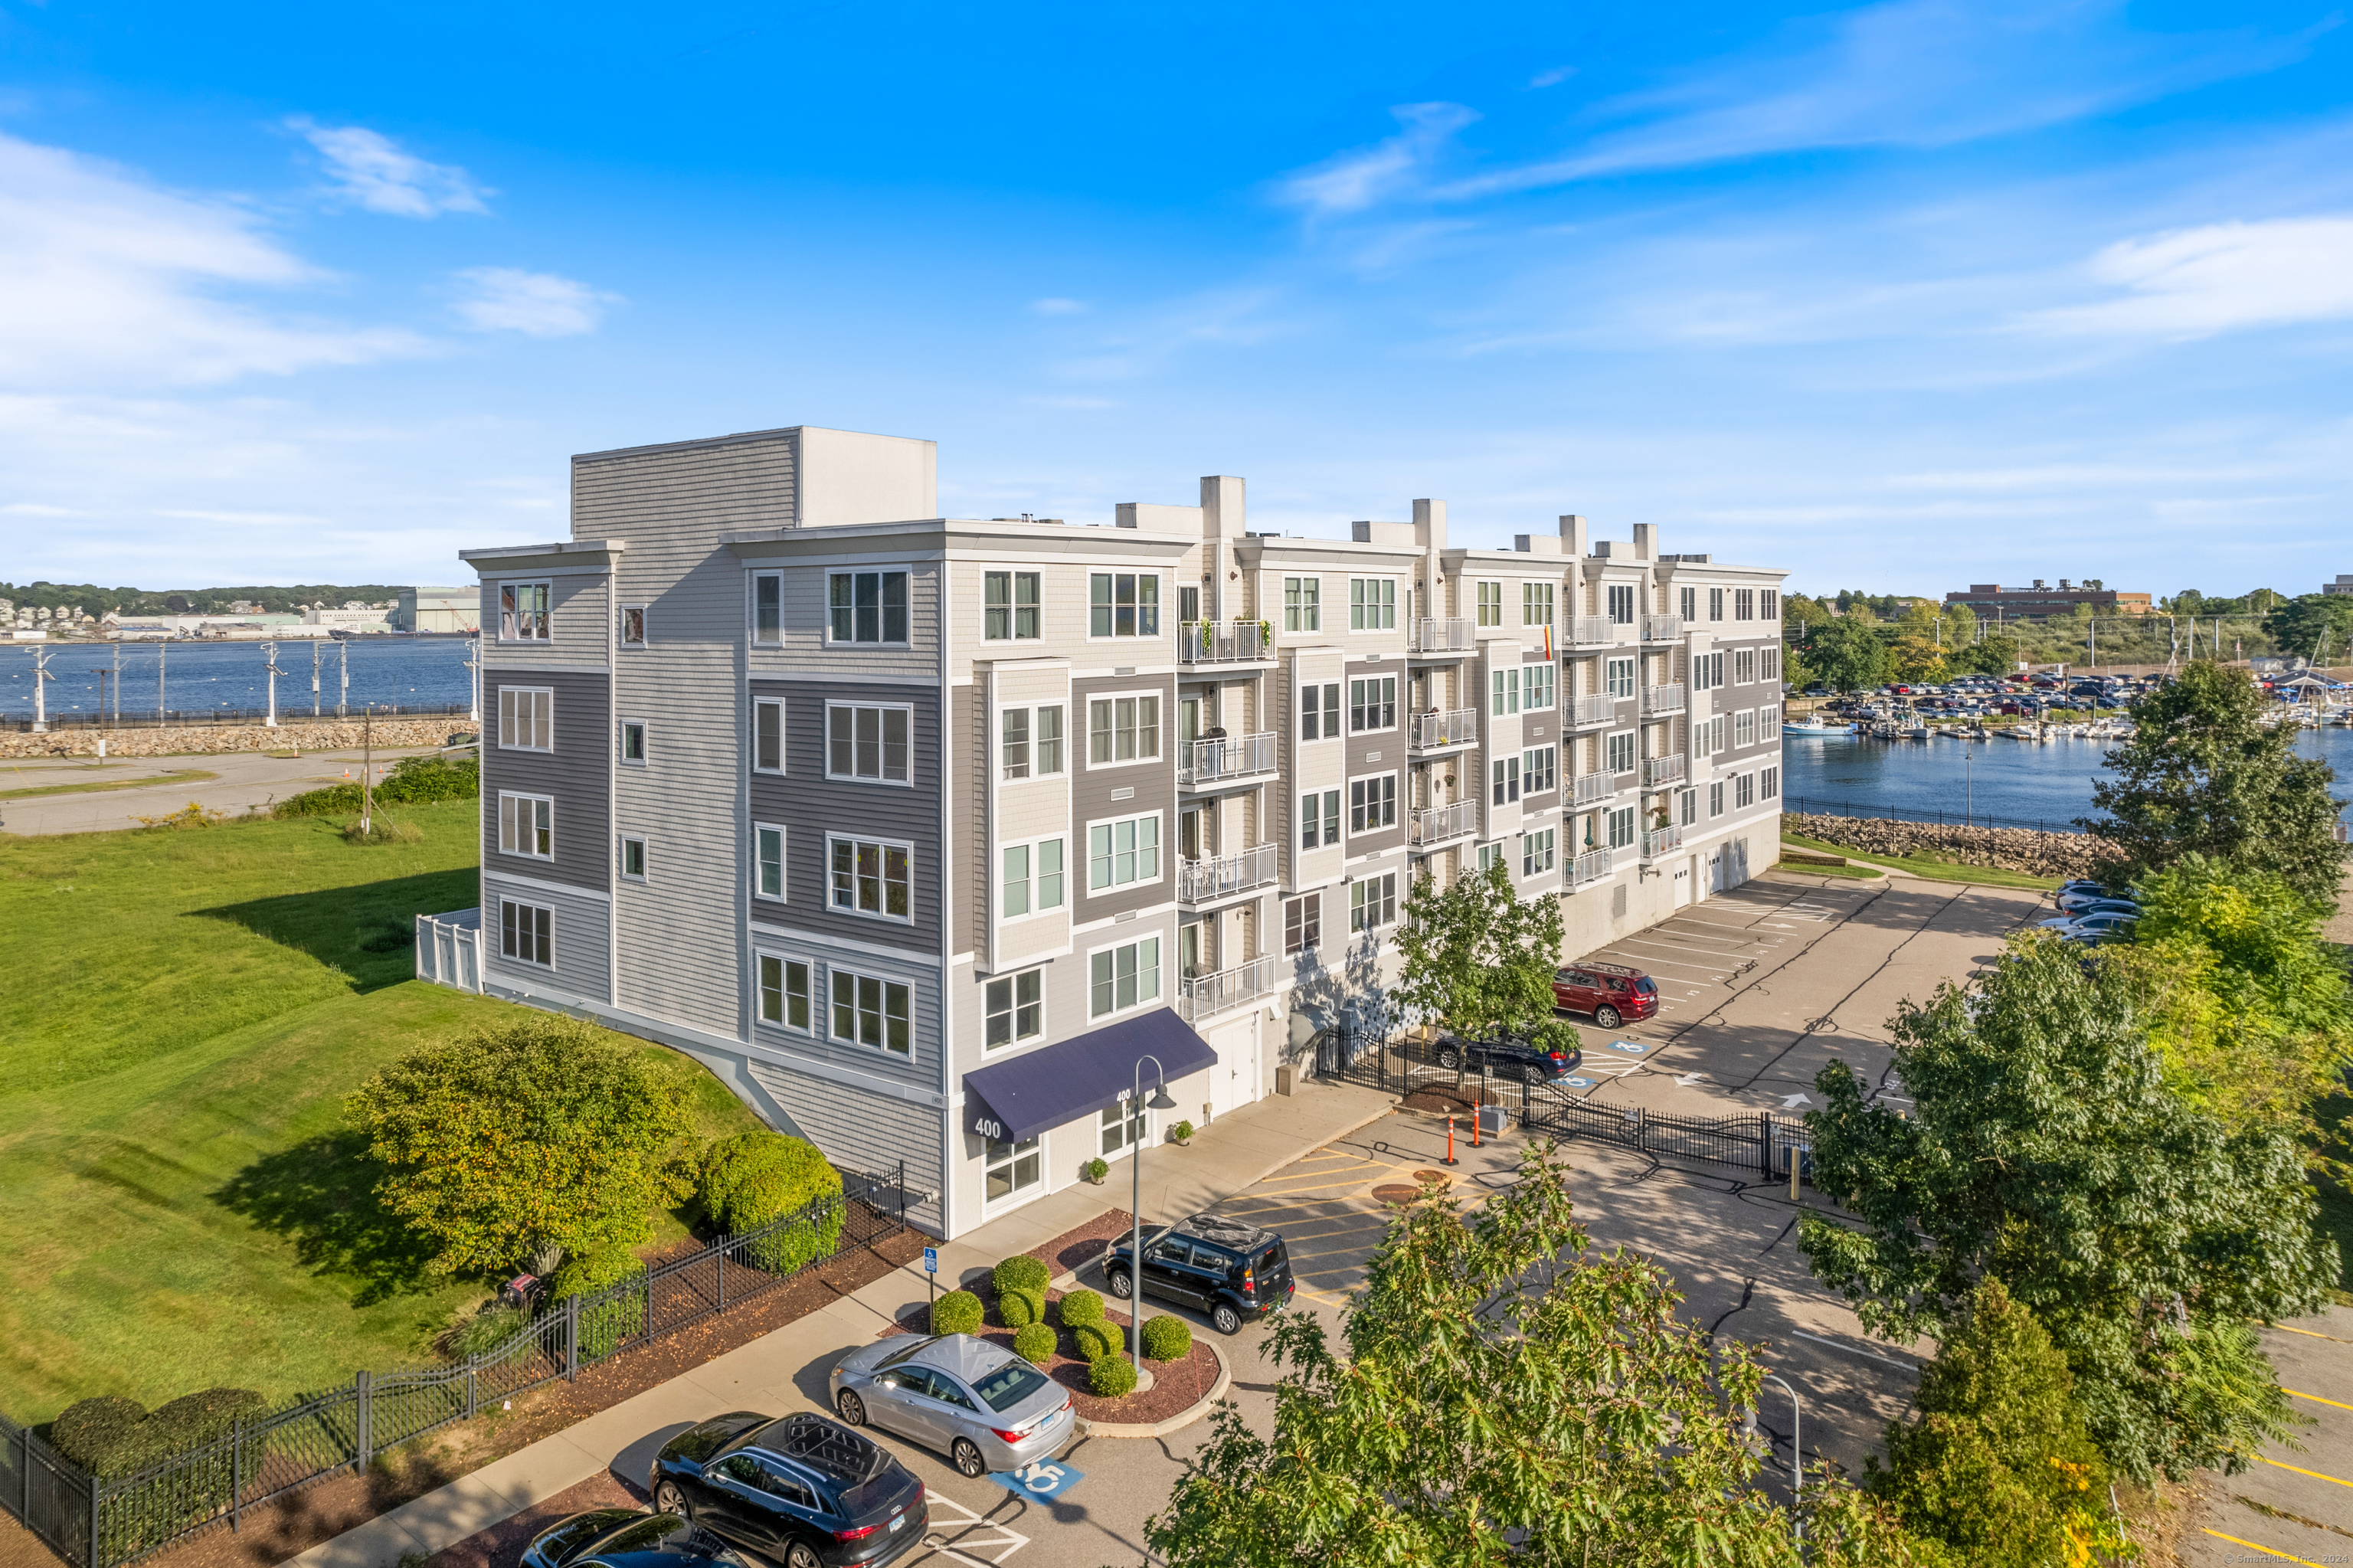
[828,1334,1075,1479]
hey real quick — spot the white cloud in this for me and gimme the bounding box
[290,119,490,218]
[1029,297,1088,316]
[1528,66,1575,90]
[2031,216,2353,339]
[450,267,619,337]
[1278,103,1478,216]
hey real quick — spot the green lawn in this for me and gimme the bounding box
[1780,831,2063,892]
[0,800,760,1419]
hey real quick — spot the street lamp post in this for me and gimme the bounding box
[1746,1373,1805,1552]
[1126,1053,1180,1368]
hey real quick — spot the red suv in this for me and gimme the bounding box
[1552,962,1658,1029]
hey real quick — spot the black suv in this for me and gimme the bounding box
[1433,1033,1582,1084]
[1103,1211,1294,1334]
[650,1412,928,1568]
[520,1512,750,1568]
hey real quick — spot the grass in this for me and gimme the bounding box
[1772,856,1883,881]
[0,768,216,800]
[1781,831,2063,891]
[0,799,762,1419]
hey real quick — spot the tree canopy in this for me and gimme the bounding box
[1392,858,1570,1049]
[2263,592,2353,662]
[1800,615,1890,692]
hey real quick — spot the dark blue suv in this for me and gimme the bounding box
[1434,1033,1582,1085]
[650,1412,927,1568]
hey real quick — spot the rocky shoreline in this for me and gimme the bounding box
[0,718,469,759]
[1783,810,2114,877]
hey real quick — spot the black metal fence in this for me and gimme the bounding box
[4,704,471,732]
[0,1165,908,1568]
[1782,794,2092,836]
[1314,1026,1593,1118]
[1522,1088,1805,1176]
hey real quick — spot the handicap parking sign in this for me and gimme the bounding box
[1608,1039,1647,1054]
[987,1460,1083,1501]
[1566,1077,1593,1088]
[922,1246,938,1274]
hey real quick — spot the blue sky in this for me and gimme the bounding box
[1,0,2348,597]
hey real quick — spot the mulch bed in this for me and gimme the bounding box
[1398,1083,1486,1117]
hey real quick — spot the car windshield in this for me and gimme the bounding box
[970,1359,1053,1413]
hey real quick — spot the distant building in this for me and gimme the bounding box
[398,586,482,633]
[304,605,399,633]
[2323,574,2353,597]
[1942,580,2153,622]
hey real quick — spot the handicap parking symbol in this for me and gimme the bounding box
[1566,1077,1593,1088]
[987,1460,1084,1502]
[1608,1039,1647,1054]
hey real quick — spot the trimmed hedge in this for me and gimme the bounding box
[277,753,479,817]
[993,1255,1049,1295]
[1072,1320,1121,1362]
[699,1132,846,1275]
[1013,1323,1056,1367]
[1088,1353,1138,1399]
[1140,1313,1192,1363]
[932,1290,983,1336]
[51,1388,269,1479]
[998,1287,1046,1328]
[1057,1288,1105,1327]
[548,1248,648,1358]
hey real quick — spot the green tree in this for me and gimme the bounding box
[1144,1143,1932,1567]
[1891,635,1947,683]
[1392,859,1572,1051]
[347,1016,697,1275]
[1949,633,2021,677]
[1803,615,1890,692]
[1798,936,2333,1481]
[2078,661,2346,908]
[2263,593,2353,663]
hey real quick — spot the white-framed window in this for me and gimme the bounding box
[1491,755,1520,806]
[1034,705,1063,774]
[1521,827,1556,877]
[1708,587,1725,623]
[1350,772,1397,833]
[1710,781,1725,817]
[1606,805,1637,849]
[1087,813,1162,892]
[498,791,552,860]
[1087,694,1160,764]
[1299,681,1340,741]
[1707,715,1726,755]
[1762,646,1782,681]
[984,571,1042,640]
[756,953,813,1032]
[1735,647,1758,685]
[831,969,912,1055]
[1762,589,1781,620]
[499,581,550,641]
[1608,584,1635,624]
[619,606,646,647]
[829,569,911,645]
[985,968,1044,1050]
[1760,703,1780,731]
[1762,764,1780,800]
[1694,652,1723,691]
[753,823,787,902]
[1680,586,1697,623]
[1475,581,1503,627]
[1734,709,1757,748]
[1736,771,1756,808]
[620,719,647,766]
[1300,788,1340,850]
[1491,666,1520,716]
[1523,662,1556,711]
[1099,1093,1148,1154]
[754,696,785,774]
[1000,836,1066,918]
[1605,730,1637,774]
[1284,892,1321,955]
[499,899,551,965]
[985,1134,1042,1203]
[620,834,649,881]
[826,702,911,784]
[1089,936,1162,1019]
[1350,872,1397,933]
[1605,657,1636,698]
[1735,588,1756,622]
[1350,675,1396,732]
[1478,843,1504,872]
[1284,577,1321,633]
[498,686,553,751]
[1523,582,1554,627]
[1350,578,1396,630]
[829,836,913,921]
[1677,787,1698,826]
[751,573,783,646]
[1523,744,1557,795]
[1088,571,1160,637]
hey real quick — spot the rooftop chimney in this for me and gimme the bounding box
[1559,514,1589,555]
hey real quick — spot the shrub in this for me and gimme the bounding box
[1141,1314,1192,1362]
[279,753,479,818]
[1013,1323,1056,1367]
[1088,1353,1138,1398]
[1170,1120,1196,1142]
[342,816,422,845]
[52,1389,268,1478]
[1085,1157,1108,1182]
[932,1289,983,1336]
[1058,1288,1105,1327]
[549,1249,648,1359]
[450,1304,527,1360]
[993,1254,1050,1295]
[998,1288,1046,1328]
[699,1132,846,1275]
[50,1397,149,1476]
[1072,1320,1121,1362]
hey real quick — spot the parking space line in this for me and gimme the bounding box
[2256,1455,2352,1490]
[1232,1174,1392,1197]
[2286,1387,2353,1412]
[2200,1530,2329,1567]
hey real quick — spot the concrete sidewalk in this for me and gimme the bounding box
[290,1078,1396,1568]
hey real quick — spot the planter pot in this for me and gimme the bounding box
[1171,1138,1192,1147]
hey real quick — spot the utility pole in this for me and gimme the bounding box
[29,645,54,732]
[112,641,121,725]
[262,641,283,728]
[466,631,481,725]
[312,640,321,719]
[362,705,373,835]
[158,639,168,723]
[338,638,349,718]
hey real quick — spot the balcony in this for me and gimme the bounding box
[1179,619,1271,666]
[1566,692,1617,728]
[1179,843,1278,905]
[1409,706,1478,751]
[1565,615,1614,646]
[1408,799,1478,847]
[1569,772,1618,807]
[1567,847,1614,889]
[1411,617,1475,656]
[1643,823,1684,859]
[1641,683,1686,715]
[1179,952,1285,1022]
[1641,614,1684,642]
[1641,753,1687,789]
[1177,731,1277,787]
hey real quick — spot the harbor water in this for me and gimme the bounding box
[1,638,477,722]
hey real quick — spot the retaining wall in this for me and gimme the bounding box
[0,719,469,759]
[1782,810,2114,877]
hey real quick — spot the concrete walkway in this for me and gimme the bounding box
[290,1079,1396,1568]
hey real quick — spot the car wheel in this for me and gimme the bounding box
[1108,1268,1134,1300]
[1520,1063,1541,1085]
[1212,1301,1242,1335]
[952,1438,987,1478]
[785,1543,822,1568]
[653,1481,689,1521]
[1595,1004,1622,1029]
[1436,1045,1461,1069]
[835,1390,866,1427]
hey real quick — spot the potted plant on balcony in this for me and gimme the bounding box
[1256,618,1272,648]
[1199,622,1215,658]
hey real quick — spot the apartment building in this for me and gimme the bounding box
[444,425,1785,1239]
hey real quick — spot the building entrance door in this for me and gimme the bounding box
[1671,861,1692,908]
[1707,850,1725,893]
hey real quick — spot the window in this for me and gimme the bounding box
[829,570,910,645]
[1734,709,1756,748]
[1088,696,1160,763]
[1709,587,1725,623]
[985,969,1043,1049]
[1677,787,1697,827]
[1608,584,1635,624]
[983,571,1041,640]
[620,719,646,765]
[1491,755,1520,806]
[1088,813,1161,892]
[1700,652,1725,691]
[619,606,646,647]
[1284,893,1321,955]
[753,574,782,645]
[1522,744,1556,795]
[757,955,812,1030]
[1350,872,1397,933]
[620,834,648,881]
[1762,646,1782,681]
[1099,1094,1147,1153]
[1710,781,1725,817]
[1735,588,1756,621]
[826,702,911,783]
[1350,578,1396,630]
[1523,582,1554,627]
[1491,666,1519,716]
[1605,658,1635,698]
[1350,676,1396,732]
[1735,648,1757,685]
[754,696,785,774]
[1300,788,1340,849]
[1606,806,1636,850]
[1521,827,1556,877]
[1478,843,1504,872]
[986,1136,1041,1202]
[499,582,550,640]
[499,792,552,859]
[1299,682,1340,741]
[1680,586,1697,623]
[1759,703,1779,732]
[1736,771,1756,808]
[1036,705,1063,774]
[1523,663,1556,712]
[1350,774,1397,833]
[830,836,912,920]
[1476,582,1504,627]
[1001,708,1029,780]
[754,824,786,901]
[1284,577,1321,633]
[1762,764,1780,800]
[498,687,552,751]
[499,899,551,965]
[1089,938,1161,1018]
[1088,572,1160,637]
[831,970,911,1055]
[1707,715,1726,755]
[1179,585,1200,624]
[1605,731,1637,774]
[1761,590,1780,620]
[1000,837,1065,917]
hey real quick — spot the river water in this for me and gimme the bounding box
[0,638,477,722]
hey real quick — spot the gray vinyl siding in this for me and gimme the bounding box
[482,670,610,893]
[746,678,941,955]
[740,931,945,1097]
[1341,703,1406,859]
[481,571,608,669]
[1070,673,1177,921]
[483,873,611,1004]
[744,1059,946,1234]
[751,560,943,686]
[953,683,984,957]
